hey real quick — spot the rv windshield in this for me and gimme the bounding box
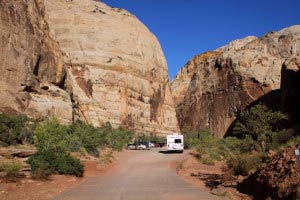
[174,139,182,143]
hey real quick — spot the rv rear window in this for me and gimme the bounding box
[175,139,182,143]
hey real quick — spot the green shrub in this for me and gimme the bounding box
[79,147,88,157]
[238,135,261,153]
[135,134,163,143]
[182,127,213,149]
[221,137,243,152]
[27,152,53,179]
[286,136,300,148]
[233,104,287,151]
[35,119,133,154]
[226,153,264,176]
[30,119,132,177]
[110,127,132,151]
[0,113,34,145]
[200,158,215,165]
[27,150,84,177]
[181,126,199,148]
[31,119,84,177]
[68,120,105,154]
[54,153,84,177]
[100,149,114,164]
[0,160,22,180]
[34,118,80,152]
[69,121,133,153]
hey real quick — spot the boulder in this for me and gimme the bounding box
[238,148,300,199]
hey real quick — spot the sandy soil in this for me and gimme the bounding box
[0,175,84,200]
[0,151,125,200]
[176,151,251,200]
[53,149,220,200]
[0,149,238,200]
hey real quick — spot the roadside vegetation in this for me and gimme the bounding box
[0,114,133,178]
[183,104,297,176]
[134,134,164,143]
[0,160,23,181]
[0,113,35,147]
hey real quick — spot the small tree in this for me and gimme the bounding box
[233,104,287,151]
[34,118,78,152]
[0,113,34,145]
[29,118,84,177]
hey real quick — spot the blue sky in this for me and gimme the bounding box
[101,0,300,80]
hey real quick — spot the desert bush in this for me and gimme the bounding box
[100,149,114,164]
[35,119,133,154]
[183,128,265,165]
[200,157,215,165]
[79,147,88,157]
[182,127,212,149]
[30,119,132,177]
[110,127,132,151]
[0,160,22,180]
[238,135,261,153]
[195,131,219,155]
[181,104,291,175]
[226,153,265,176]
[233,104,287,151]
[31,118,84,177]
[0,113,34,145]
[68,120,106,154]
[285,136,300,148]
[27,150,84,177]
[34,118,80,152]
[135,134,164,143]
[181,126,197,148]
[220,136,243,152]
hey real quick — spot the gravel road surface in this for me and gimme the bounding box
[54,149,222,200]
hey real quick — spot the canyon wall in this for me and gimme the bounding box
[0,0,179,135]
[281,55,300,126]
[171,26,300,137]
[0,0,72,123]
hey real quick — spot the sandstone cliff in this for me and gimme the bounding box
[0,0,72,123]
[0,0,179,135]
[171,26,300,137]
[281,55,300,126]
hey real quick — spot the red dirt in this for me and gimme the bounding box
[176,151,250,200]
[0,150,129,200]
[84,150,126,177]
[0,175,84,200]
[176,151,223,190]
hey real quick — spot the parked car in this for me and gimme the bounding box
[158,142,165,148]
[149,142,155,148]
[127,144,136,150]
[136,143,147,150]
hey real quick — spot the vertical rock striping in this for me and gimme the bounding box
[171,26,300,137]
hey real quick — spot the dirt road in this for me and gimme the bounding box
[54,149,222,200]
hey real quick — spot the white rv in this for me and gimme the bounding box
[167,133,184,153]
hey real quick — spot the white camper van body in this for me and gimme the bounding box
[167,134,184,152]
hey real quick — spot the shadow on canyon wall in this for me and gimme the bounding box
[224,89,283,138]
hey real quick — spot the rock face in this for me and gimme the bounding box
[171,26,300,137]
[281,55,300,126]
[238,148,300,199]
[0,0,179,135]
[0,0,73,123]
